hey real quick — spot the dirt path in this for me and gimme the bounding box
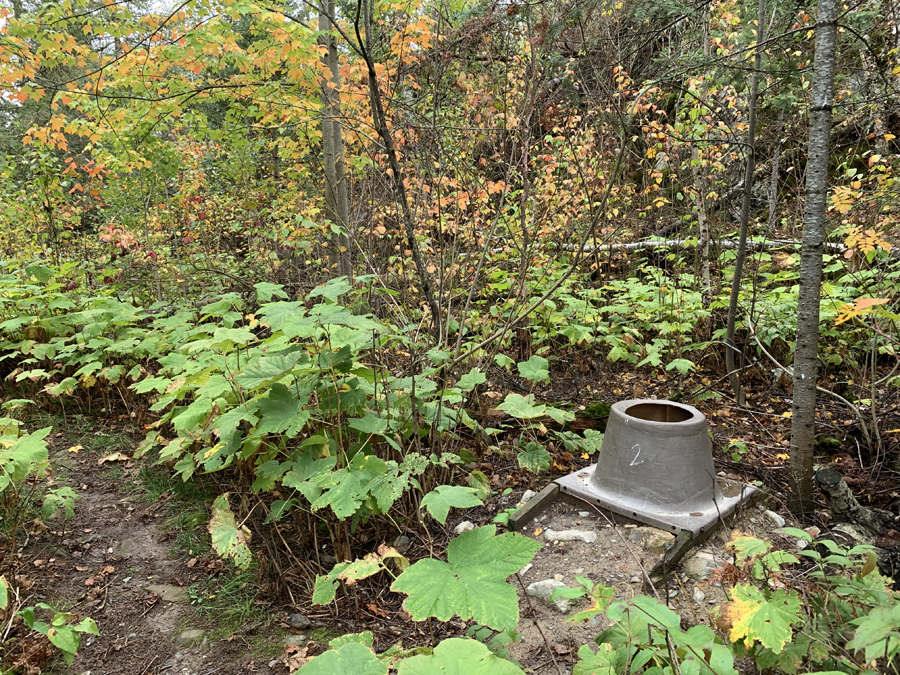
[28,423,297,675]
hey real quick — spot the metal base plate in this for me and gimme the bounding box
[555,464,758,536]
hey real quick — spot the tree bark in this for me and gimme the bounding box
[354,0,441,336]
[725,0,765,406]
[319,0,351,278]
[815,469,896,535]
[789,0,840,513]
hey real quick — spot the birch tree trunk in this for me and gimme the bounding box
[725,0,765,406]
[319,0,351,277]
[789,0,840,513]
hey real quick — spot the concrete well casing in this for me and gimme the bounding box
[556,399,756,534]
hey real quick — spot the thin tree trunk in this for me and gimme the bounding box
[319,0,351,278]
[789,0,840,513]
[692,148,712,313]
[767,111,784,232]
[354,0,441,336]
[725,0,765,406]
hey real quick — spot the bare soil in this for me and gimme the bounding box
[24,431,297,675]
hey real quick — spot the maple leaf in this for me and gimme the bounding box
[724,583,802,654]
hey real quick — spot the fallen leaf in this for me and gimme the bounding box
[75,566,88,572]
[187,558,198,568]
[534,527,544,536]
[282,644,309,673]
[85,577,96,586]
[367,603,388,618]
[100,566,115,575]
[98,452,129,464]
[67,445,83,453]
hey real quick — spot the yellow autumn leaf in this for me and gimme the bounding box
[204,443,223,459]
[67,445,83,453]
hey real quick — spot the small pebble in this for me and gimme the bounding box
[574,568,583,574]
[764,510,786,528]
[519,563,533,576]
[630,575,641,583]
[453,521,475,535]
[578,512,590,517]
[693,589,706,603]
[554,574,564,581]
[668,589,679,598]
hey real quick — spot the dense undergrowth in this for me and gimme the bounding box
[0,250,899,672]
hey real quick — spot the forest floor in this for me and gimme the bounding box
[11,364,900,675]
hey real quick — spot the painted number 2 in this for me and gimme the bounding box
[629,443,644,466]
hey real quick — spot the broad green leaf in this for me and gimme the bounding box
[297,641,387,675]
[544,406,575,423]
[24,264,54,283]
[47,626,80,664]
[779,527,813,542]
[517,356,549,383]
[348,411,388,435]
[2,427,50,481]
[396,638,525,675]
[729,535,771,563]
[630,595,682,630]
[420,485,483,524]
[496,393,545,419]
[311,454,388,519]
[457,368,486,392]
[0,576,8,609]
[211,327,256,349]
[581,430,604,453]
[312,575,338,605]
[331,632,374,649]
[235,353,304,391]
[665,358,695,375]
[573,643,619,675]
[391,525,541,630]
[254,383,309,437]
[847,605,900,662]
[517,442,551,473]
[309,277,353,302]
[725,583,802,654]
[208,493,253,571]
[468,470,491,500]
[254,282,288,302]
[494,354,515,369]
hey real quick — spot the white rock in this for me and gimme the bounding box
[526,579,577,613]
[683,550,723,581]
[553,573,564,581]
[519,563,533,576]
[764,510,786,528]
[578,511,590,517]
[453,521,475,535]
[544,529,597,544]
[693,589,706,603]
[521,490,537,503]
